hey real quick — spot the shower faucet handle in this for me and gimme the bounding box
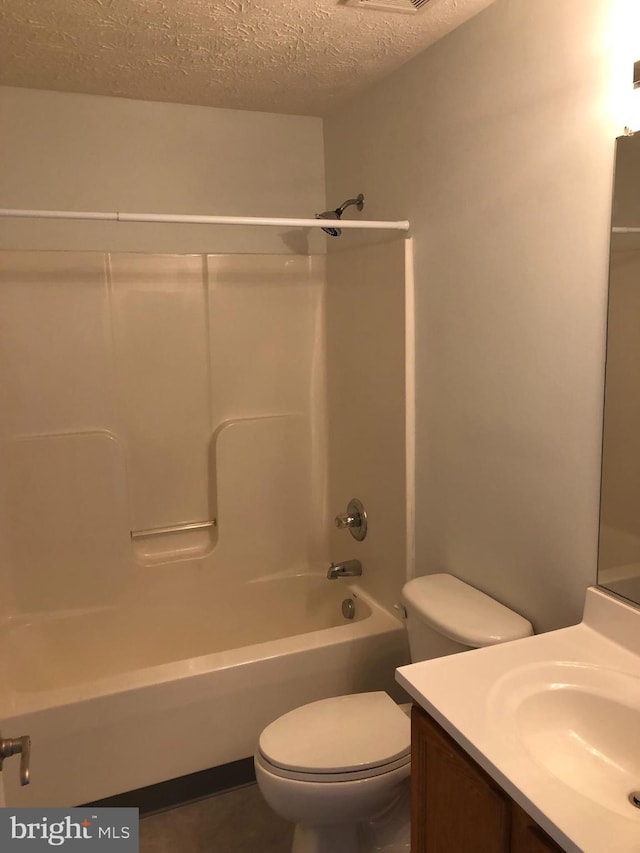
[0,733,31,786]
[335,513,358,529]
[334,498,367,542]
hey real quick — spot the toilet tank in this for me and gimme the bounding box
[400,573,533,662]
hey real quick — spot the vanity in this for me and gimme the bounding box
[410,705,561,852]
[397,587,640,853]
[396,131,640,853]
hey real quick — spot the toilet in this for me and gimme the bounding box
[254,573,533,853]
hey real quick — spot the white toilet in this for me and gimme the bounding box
[254,573,533,853]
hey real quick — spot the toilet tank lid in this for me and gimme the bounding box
[401,573,533,647]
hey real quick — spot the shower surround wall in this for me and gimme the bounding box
[0,251,326,615]
[327,239,413,612]
[0,242,411,805]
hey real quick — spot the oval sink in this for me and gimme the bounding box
[488,662,640,817]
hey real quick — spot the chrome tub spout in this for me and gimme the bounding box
[327,559,362,580]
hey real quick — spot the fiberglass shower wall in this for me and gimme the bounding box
[0,251,326,619]
[325,237,412,613]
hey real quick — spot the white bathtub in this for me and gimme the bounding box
[0,574,408,807]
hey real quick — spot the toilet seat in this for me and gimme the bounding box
[258,692,410,783]
[256,749,411,783]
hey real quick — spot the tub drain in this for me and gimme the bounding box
[629,792,640,809]
[342,598,356,620]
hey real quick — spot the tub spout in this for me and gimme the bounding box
[327,559,362,580]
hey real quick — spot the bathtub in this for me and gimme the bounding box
[0,574,408,807]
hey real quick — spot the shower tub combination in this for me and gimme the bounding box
[0,212,413,809]
[0,573,407,807]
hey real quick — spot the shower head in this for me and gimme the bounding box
[315,194,364,237]
[315,210,342,238]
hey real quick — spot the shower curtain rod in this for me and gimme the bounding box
[612,226,640,233]
[0,208,410,231]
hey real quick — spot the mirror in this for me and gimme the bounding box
[598,134,640,605]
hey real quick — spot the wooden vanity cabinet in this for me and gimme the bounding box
[509,803,565,853]
[411,705,563,853]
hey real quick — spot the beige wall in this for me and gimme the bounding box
[0,86,326,255]
[324,0,618,632]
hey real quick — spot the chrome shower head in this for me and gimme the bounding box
[315,210,342,237]
[315,194,364,237]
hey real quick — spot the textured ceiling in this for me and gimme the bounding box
[0,0,494,116]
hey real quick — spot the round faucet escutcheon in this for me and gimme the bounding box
[334,498,367,541]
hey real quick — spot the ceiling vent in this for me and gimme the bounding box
[344,0,431,13]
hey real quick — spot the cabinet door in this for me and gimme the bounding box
[510,803,564,853]
[411,705,510,853]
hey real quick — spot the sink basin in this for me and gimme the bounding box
[489,662,640,817]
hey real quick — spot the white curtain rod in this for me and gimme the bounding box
[0,208,410,232]
[612,226,640,233]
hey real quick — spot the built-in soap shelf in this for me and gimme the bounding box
[132,413,309,568]
[131,522,217,565]
[1,413,311,574]
[130,518,217,540]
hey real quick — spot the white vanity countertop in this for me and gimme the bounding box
[396,587,640,853]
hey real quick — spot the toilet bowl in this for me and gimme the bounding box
[255,692,410,853]
[255,573,533,853]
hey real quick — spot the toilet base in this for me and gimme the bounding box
[292,822,358,853]
[360,782,410,852]
[290,782,410,853]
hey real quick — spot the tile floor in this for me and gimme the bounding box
[139,783,294,853]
